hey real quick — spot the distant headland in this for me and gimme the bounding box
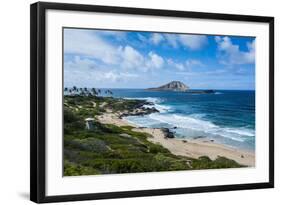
[147,81,189,92]
[146,81,215,94]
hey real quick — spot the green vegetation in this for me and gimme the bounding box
[64,95,244,176]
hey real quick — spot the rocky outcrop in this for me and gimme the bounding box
[161,128,175,138]
[120,101,159,118]
[187,90,215,94]
[146,81,216,94]
[147,81,189,92]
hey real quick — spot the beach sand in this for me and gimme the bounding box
[97,113,255,167]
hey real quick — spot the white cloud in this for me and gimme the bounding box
[119,46,164,71]
[178,35,208,50]
[167,58,203,71]
[175,69,226,77]
[150,33,164,45]
[103,71,119,82]
[95,30,126,41]
[215,36,255,65]
[137,34,148,43]
[185,59,204,68]
[164,34,179,48]
[103,71,138,82]
[65,30,165,72]
[64,29,120,64]
[167,59,185,71]
[64,54,139,86]
[120,45,144,69]
[65,56,97,70]
[245,40,255,63]
[146,52,164,69]
[157,33,208,50]
[214,36,221,43]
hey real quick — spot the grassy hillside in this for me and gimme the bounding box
[64,95,243,176]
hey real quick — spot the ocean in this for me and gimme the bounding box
[104,89,255,151]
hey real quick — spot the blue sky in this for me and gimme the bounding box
[64,28,255,90]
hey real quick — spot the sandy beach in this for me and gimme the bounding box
[97,112,255,167]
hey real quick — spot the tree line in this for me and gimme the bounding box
[64,86,113,96]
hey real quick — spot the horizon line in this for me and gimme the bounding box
[64,87,255,91]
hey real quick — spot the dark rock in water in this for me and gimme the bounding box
[119,98,160,119]
[146,102,154,106]
[120,105,159,118]
[173,126,177,129]
[193,136,206,139]
[131,112,143,116]
[187,90,215,94]
[144,107,159,114]
[161,128,175,138]
[204,90,215,94]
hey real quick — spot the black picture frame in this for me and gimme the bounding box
[30,1,274,203]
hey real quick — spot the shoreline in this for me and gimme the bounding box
[97,112,255,167]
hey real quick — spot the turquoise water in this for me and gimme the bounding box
[104,89,255,151]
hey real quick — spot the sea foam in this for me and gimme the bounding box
[125,96,254,144]
[124,97,164,104]
[139,113,254,143]
[125,97,171,113]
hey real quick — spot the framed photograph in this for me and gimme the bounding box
[30,2,274,203]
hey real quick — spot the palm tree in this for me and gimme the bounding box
[91,88,97,96]
[72,86,77,95]
[107,90,113,95]
[83,87,88,96]
[81,91,85,96]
